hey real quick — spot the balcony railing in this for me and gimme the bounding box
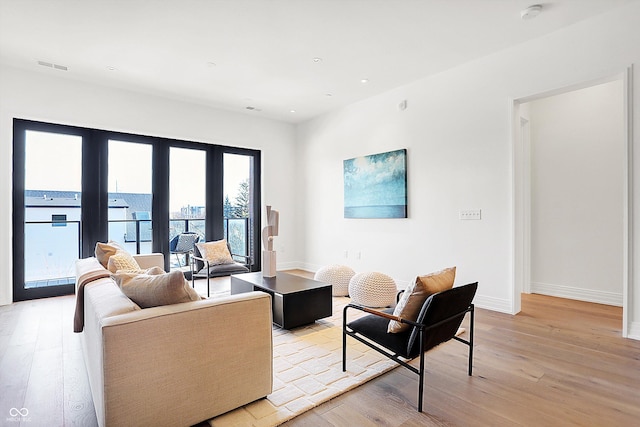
[24,220,81,288]
[108,218,154,255]
[170,217,251,261]
[23,217,252,288]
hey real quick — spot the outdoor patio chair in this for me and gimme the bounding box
[190,241,251,297]
[169,232,200,267]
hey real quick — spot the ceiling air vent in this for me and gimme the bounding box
[37,60,68,71]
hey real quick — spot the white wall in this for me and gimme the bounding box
[296,1,640,338]
[0,65,297,306]
[528,81,624,306]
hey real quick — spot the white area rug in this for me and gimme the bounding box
[208,296,399,426]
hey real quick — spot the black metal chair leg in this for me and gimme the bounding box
[469,304,474,376]
[342,329,347,372]
[342,307,347,372]
[418,329,424,412]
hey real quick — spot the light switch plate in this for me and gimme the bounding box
[459,209,481,220]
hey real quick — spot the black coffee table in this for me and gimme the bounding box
[230,272,332,329]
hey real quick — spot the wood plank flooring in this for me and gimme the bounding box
[1,272,638,426]
[284,282,640,427]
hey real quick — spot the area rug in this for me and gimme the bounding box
[207,296,400,426]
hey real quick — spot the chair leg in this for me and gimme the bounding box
[342,308,347,372]
[418,329,425,412]
[468,305,475,376]
[190,258,194,289]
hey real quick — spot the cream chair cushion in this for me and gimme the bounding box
[196,239,234,265]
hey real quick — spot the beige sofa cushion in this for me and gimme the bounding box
[133,253,165,270]
[85,277,142,320]
[113,270,201,308]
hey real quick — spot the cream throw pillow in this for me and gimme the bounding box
[107,250,141,273]
[114,270,201,308]
[95,240,125,268]
[387,266,456,333]
[196,239,233,265]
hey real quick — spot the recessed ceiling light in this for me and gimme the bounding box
[361,78,369,84]
[313,57,322,63]
[521,4,542,20]
[290,110,296,113]
[106,66,116,71]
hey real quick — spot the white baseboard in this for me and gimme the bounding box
[530,281,623,307]
[627,322,640,341]
[473,294,513,314]
[278,261,308,272]
[288,261,334,273]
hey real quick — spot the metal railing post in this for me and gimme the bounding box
[77,220,82,258]
[135,220,141,254]
[245,217,250,262]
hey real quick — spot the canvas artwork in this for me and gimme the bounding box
[343,148,407,218]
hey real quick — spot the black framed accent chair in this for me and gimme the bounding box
[342,281,477,412]
[169,232,200,267]
[190,239,251,297]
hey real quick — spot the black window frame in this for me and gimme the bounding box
[12,118,261,301]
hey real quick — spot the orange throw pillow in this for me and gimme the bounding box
[387,266,456,333]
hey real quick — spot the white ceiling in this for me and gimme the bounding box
[0,0,635,123]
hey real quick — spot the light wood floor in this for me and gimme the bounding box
[1,272,639,426]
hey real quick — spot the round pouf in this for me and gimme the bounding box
[348,272,397,308]
[314,264,355,296]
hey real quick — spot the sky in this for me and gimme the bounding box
[25,131,82,192]
[25,131,250,212]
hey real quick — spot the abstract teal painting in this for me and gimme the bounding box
[343,149,407,218]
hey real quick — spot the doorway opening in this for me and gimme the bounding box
[512,69,633,337]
